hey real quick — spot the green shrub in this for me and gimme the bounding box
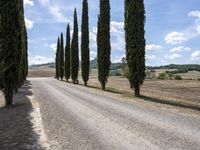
[124,65,129,78]
[174,75,182,80]
[109,70,122,76]
[157,73,166,80]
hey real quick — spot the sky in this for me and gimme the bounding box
[24,0,200,66]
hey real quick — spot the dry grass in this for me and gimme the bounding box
[0,92,5,108]
[178,71,200,80]
[28,68,55,78]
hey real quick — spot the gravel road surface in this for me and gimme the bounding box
[30,78,200,150]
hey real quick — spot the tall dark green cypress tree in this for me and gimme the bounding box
[71,9,79,84]
[24,26,28,79]
[124,0,146,97]
[97,15,100,62]
[0,0,21,106]
[16,0,24,91]
[65,24,71,82]
[56,38,60,80]
[22,25,28,81]
[60,33,64,80]
[81,0,90,86]
[97,0,111,90]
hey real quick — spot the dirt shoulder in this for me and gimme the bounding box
[0,81,50,150]
[77,77,200,111]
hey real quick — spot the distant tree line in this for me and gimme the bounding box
[0,0,28,107]
[147,64,200,71]
[55,0,146,97]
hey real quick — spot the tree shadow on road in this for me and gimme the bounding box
[140,95,200,111]
[61,79,123,94]
[0,80,45,150]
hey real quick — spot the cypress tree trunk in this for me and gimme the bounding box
[81,0,90,86]
[60,33,64,80]
[124,0,146,97]
[65,24,71,82]
[97,0,111,90]
[5,86,13,106]
[71,9,79,84]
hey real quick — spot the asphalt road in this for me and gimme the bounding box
[30,78,200,150]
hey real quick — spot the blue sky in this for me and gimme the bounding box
[24,0,200,66]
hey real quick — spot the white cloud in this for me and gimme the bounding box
[146,44,162,51]
[188,11,200,20]
[37,0,68,23]
[110,21,124,32]
[146,55,157,61]
[169,46,191,53]
[44,43,48,46]
[38,0,50,6]
[165,32,187,44]
[24,0,34,6]
[164,53,182,60]
[25,18,34,29]
[88,20,125,62]
[110,21,125,51]
[90,51,97,60]
[189,11,200,35]
[196,25,200,33]
[29,55,54,65]
[112,55,125,63]
[49,5,67,22]
[50,43,57,51]
[165,11,200,45]
[191,51,200,60]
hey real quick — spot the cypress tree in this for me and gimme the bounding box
[0,0,21,106]
[124,0,146,97]
[71,9,79,84]
[60,33,64,80]
[24,27,28,79]
[97,0,111,90]
[15,0,24,91]
[15,0,28,91]
[22,26,28,81]
[55,38,60,80]
[81,0,90,86]
[65,24,71,82]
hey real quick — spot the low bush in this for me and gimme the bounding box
[109,70,122,76]
[157,73,167,80]
[174,75,182,80]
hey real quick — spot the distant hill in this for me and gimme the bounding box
[30,59,200,72]
[90,58,97,68]
[29,63,55,69]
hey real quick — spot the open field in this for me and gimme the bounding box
[80,77,200,109]
[29,67,55,77]
[178,71,200,80]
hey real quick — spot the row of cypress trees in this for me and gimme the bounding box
[0,0,28,107]
[56,0,90,85]
[55,0,146,97]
